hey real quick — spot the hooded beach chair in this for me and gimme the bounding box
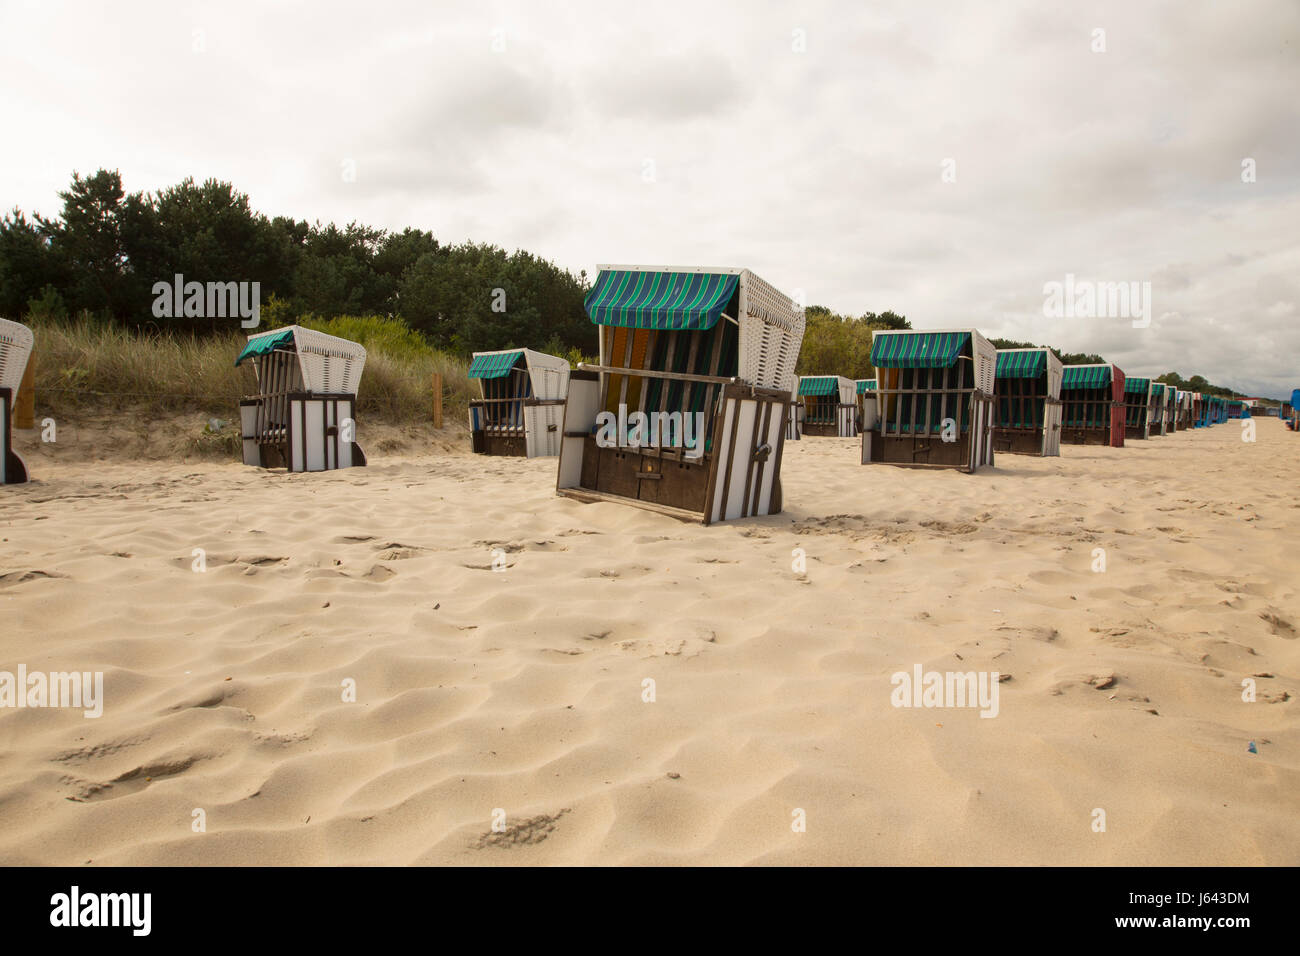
[1124,377,1155,440]
[1149,383,1169,436]
[1162,384,1178,433]
[1174,390,1191,430]
[1061,363,1126,447]
[992,347,1063,456]
[0,318,34,484]
[557,265,804,524]
[798,375,857,437]
[468,348,570,457]
[235,325,366,471]
[1191,393,1207,427]
[863,328,997,471]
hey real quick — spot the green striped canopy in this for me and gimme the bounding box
[468,350,525,380]
[870,331,970,368]
[856,379,877,394]
[995,350,1047,378]
[1125,377,1151,394]
[234,328,294,366]
[799,376,840,397]
[584,269,739,330]
[1152,383,1165,398]
[1062,365,1111,389]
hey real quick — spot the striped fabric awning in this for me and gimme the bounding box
[856,379,877,394]
[870,331,971,368]
[995,350,1047,379]
[468,349,525,379]
[235,328,295,366]
[1125,377,1151,394]
[799,376,840,397]
[584,269,740,331]
[1152,383,1165,397]
[1062,365,1111,389]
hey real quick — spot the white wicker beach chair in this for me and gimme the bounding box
[558,265,804,524]
[864,328,997,471]
[798,375,857,436]
[235,325,367,471]
[468,348,571,458]
[0,317,34,484]
[992,348,1063,457]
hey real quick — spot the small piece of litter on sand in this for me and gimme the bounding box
[1248,741,1257,754]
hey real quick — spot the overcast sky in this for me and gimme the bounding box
[2,0,1297,396]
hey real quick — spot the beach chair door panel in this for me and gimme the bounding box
[556,372,600,492]
[1043,400,1062,456]
[240,400,262,466]
[0,387,23,485]
[288,396,354,472]
[708,389,786,523]
[525,402,562,458]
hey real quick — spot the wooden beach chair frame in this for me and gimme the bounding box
[798,375,857,437]
[992,347,1063,457]
[236,325,367,471]
[556,265,804,525]
[1060,363,1126,447]
[0,318,34,485]
[468,348,570,457]
[862,328,997,472]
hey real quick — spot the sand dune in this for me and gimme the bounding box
[1,419,1296,865]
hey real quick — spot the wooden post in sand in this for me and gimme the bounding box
[15,348,34,429]
[432,372,443,429]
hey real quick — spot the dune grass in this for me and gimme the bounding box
[25,314,476,425]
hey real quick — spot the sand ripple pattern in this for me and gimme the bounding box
[0,424,1296,864]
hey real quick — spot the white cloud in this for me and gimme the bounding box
[1,0,1297,394]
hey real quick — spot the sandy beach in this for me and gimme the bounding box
[1,419,1296,866]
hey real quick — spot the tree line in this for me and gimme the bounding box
[795,306,911,380]
[0,169,594,354]
[990,338,1243,398]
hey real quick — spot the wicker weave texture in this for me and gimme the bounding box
[739,271,804,390]
[0,318,34,394]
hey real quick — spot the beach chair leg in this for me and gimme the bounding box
[4,450,27,484]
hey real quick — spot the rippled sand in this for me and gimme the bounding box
[1,419,1296,864]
